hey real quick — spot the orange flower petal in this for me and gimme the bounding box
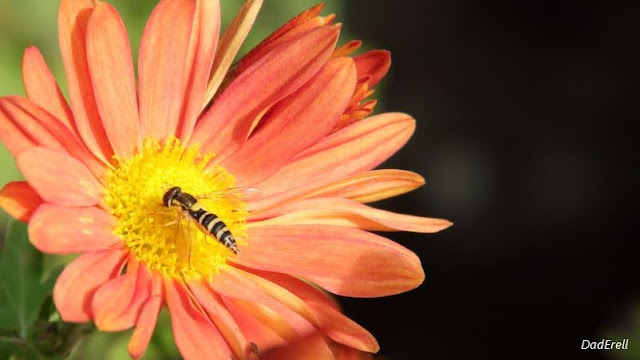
[235,4,325,73]
[17,147,102,207]
[58,0,113,163]
[28,204,120,254]
[176,0,221,141]
[0,181,43,222]
[260,333,335,360]
[251,197,452,233]
[310,302,378,353]
[242,269,378,352]
[129,275,164,360]
[353,50,391,87]
[226,297,300,342]
[0,97,105,177]
[235,225,425,297]
[86,2,140,158]
[138,0,195,139]
[21,47,76,134]
[227,57,356,185]
[92,260,151,331]
[188,281,250,360]
[203,0,263,107]
[53,249,127,322]
[222,296,288,352]
[165,279,233,360]
[191,25,339,159]
[250,113,415,210]
[303,169,425,203]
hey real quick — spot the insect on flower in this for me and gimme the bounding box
[162,185,260,264]
[0,0,453,359]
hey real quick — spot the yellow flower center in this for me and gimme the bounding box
[104,138,247,281]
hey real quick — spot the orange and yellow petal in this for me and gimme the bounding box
[0,182,43,222]
[128,276,163,359]
[236,225,425,297]
[250,113,415,210]
[353,50,391,87]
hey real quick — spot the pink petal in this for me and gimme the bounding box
[53,249,127,322]
[188,281,249,360]
[92,260,151,331]
[129,275,164,359]
[251,197,452,233]
[28,204,120,254]
[235,225,425,297]
[21,47,76,134]
[203,0,263,106]
[17,147,102,207]
[353,50,391,87]
[165,279,233,360]
[250,113,415,210]
[0,181,43,222]
[227,57,356,185]
[191,25,339,159]
[86,2,141,158]
[0,97,105,177]
[176,0,221,141]
[58,0,113,162]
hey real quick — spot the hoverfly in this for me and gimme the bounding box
[162,185,258,268]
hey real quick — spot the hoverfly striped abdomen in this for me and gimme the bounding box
[163,186,240,254]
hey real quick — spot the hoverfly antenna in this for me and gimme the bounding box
[163,186,182,207]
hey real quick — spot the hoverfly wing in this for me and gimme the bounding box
[196,186,261,202]
[172,209,193,270]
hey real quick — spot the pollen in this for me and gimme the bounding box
[104,137,248,281]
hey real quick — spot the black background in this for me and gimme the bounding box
[340,1,640,359]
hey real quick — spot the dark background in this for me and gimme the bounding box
[340,1,640,359]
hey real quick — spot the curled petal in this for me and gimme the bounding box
[251,197,452,233]
[227,57,357,185]
[21,47,76,134]
[129,275,163,359]
[353,50,391,87]
[165,279,233,360]
[192,25,339,159]
[0,182,43,222]
[242,269,377,352]
[203,0,263,106]
[58,0,113,162]
[17,147,102,207]
[92,260,151,331]
[54,249,127,322]
[251,113,415,210]
[235,225,425,298]
[28,204,119,254]
[86,2,141,158]
[303,169,426,203]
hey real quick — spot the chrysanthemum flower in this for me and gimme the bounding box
[0,0,451,359]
